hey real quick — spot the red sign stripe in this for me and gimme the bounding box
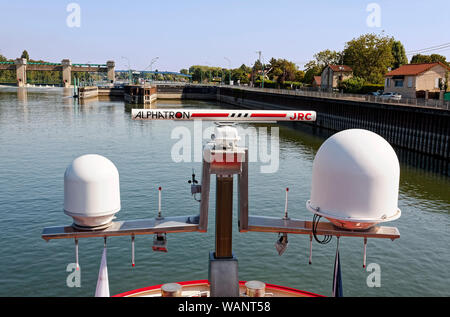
[191,113,229,117]
[250,113,287,117]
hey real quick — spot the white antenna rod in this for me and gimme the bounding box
[363,237,367,268]
[75,238,79,271]
[284,188,289,219]
[309,234,313,265]
[158,186,162,219]
[131,235,135,267]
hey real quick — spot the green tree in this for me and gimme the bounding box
[391,40,408,69]
[239,64,251,73]
[313,49,343,69]
[231,68,249,84]
[301,50,343,84]
[267,58,298,86]
[253,59,263,72]
[303,61,322,84]
[21,50,30,61]
[294,70,305,82]
[410,54,448,65]
[189,66,205,82]
[230,64,251,84]
[0,54,15,83]
[343,33,395,84]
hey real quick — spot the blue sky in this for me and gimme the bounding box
[0,0,449,72]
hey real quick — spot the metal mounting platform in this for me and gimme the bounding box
[42,215,200,241]
[246,216,400,240]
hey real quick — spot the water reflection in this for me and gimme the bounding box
[62,88,73,106]
[0,87,449,297]
[17,87,28,104]
[16,87,29,123]
[79,97,99,106]
[399,164,450,211]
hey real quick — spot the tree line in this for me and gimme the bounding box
[182,33,449,92]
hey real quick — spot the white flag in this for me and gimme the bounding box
[95,247,110,297]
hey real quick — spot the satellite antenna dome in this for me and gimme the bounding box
[64,154,121,229]
[213,124,240,149]
[306,129,401,230]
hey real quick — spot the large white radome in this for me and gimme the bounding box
[64,154,121,228]
[306,129,401,230]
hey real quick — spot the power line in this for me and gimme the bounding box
[406,42,450,55]
[407,45,450,55]
[406,46,450,56]
[406,42,450,53]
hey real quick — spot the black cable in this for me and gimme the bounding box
[406,42,450,54]
[312,214,332,244]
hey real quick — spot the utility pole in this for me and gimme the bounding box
[224,57,231,85]
[256,51,264,88]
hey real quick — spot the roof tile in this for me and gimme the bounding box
[328,65,352,72]
[385,62,450,76]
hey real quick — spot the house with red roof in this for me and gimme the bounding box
[384,62,450,98]
[320,65,353,90]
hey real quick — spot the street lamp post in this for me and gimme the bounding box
[121,56,132,84]
[147,57,159,82]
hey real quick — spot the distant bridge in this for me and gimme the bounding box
[0,59,115,87]
[115,70,192,78]
[0,58,192,87]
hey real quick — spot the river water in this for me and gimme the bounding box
[0,87,448,297]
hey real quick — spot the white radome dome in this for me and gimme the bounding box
[64,154,120,228]
[306,129,401,230]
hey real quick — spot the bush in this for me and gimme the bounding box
[254,80,304,89]
[339,77,384,94]
[282,81,303,89]
[360,84,384,94]
[255,80,276,88]
[338,76,366,93]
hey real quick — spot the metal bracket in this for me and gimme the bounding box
[41,215,200,241]
[245,215,400,240]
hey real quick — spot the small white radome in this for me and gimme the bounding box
[64,154,121,228]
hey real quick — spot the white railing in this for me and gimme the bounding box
[116,81,450,110]
[211,84,450,111]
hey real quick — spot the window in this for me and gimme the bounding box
[407,77,413,88]
[395,80,403,87]
[385,78,390,87]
